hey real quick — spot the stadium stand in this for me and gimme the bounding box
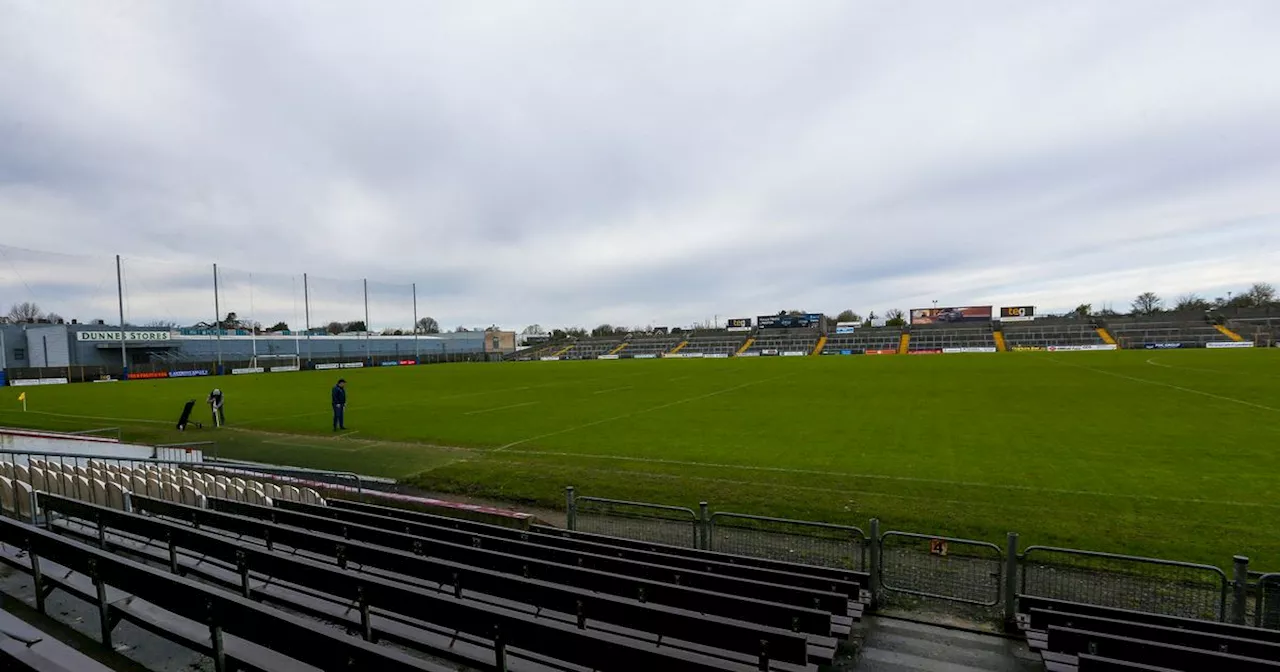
[1106,314,1235,349]
[0,456,861,672]
[906,325,997,352]
[0,606,115,672]
[743,328,821,357]
[563,337,624,360]
[1017,595,1280,671]
[822,327,903,354]
[625,333,683,357]
[1002,318,1109,350]
[1229,316,1279,346]
[676,330,750,357]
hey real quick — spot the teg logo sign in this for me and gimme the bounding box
[77,331,172,342]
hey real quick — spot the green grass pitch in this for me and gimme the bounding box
[2,350,1278,568]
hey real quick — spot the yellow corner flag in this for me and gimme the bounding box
[17,392,26,411]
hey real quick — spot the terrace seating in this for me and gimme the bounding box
[1229,317,1279,345]
[0,457,871,672]
[823,328,902,354]
[624,334,682,357]
[743,328,820,357]
[0,606,115,672]
[1017,595,1280,671]
[678,330,750,357]
[906,325,996,352]
[1106,318,1231,349]
[564,337,625,360]
[1002,322,1106,350]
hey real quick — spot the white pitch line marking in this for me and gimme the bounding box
[1052,357,1280,413]
[464,402,538,416]
[494,374,792,451]
[592,386,632,395]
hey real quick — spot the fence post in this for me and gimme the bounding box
[1232,555,1249,625]
[868,518,882,610]
[698,502,710,550]
[565,486,576,531]
[1004,532,1019,631]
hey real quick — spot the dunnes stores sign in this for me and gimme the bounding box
[77,331,172,342]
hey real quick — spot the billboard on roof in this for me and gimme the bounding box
[757,313,822,329]
[910,306,992,325]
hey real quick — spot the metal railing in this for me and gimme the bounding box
[879,531,1003,606]
[708,512,865,571]
[568,491,699,548]
[1021,546,1230,622]
[1258,573,1280,629]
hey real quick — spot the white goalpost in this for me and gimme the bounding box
[250,354,301,372]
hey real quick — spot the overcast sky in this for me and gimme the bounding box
[2,1,1278,331]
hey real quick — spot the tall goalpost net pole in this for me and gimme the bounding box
[363,278,371,365]
[213,263,223,372]
[303,272,312,365]
[116,255,128,378]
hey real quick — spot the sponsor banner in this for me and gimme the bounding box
[10,377,70,386]
[1206,341,1254,349]
[92,378,119,383]
[737,352,760,358]
[942,347,998,354]
[704,353,730,358]
[865,349,896,355]
[1046,344,1117,352]
[128,371,169,380]
[77,330,171,342]
[683,352,704,359]
[869,318,888,328]
[909,349,943,355]
[1012,346,1046,352]
[910,305,993,325]
[999,306,1036,322]
[398,359,417,365]
[169,369,210,378]
[633,354,657,359]
[1143,343,1182,350]
[314,363,341,370]
[781,351,807,357]
[835,322,861,334]
[539,356,561,361]
[270,365,300,373]
[231,367,265,375]
[726,318,752,332]
[756,313,822,329]
[339,362,365,369]
[379,361,400,366]
[597,354,620,360]
[761,348,779,356]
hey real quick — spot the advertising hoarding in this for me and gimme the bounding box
[999,306,1035,322]
[835,322,861,334]
[726,318,752,332]
[910,306,993,325]
[757,313,822,329]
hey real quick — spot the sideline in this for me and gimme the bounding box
[494,374,794,451]
[464,401,538,416]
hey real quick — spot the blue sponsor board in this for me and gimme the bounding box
[169,369,210,378]
[757,313,823,329]
[0,371,6,386]
[1143,343,1182,350]
[380,361,400,366]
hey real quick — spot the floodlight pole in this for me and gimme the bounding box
[116,255,128,379]
[303,273,312,364]
[363,278,370,364]
[412,282,419,363]
[212,263,223,371]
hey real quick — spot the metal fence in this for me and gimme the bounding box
[569,493,700,548]
[708,512,865,570]
[1259,574,1280,629]
[880,531,1004,606]
[1021,546,1229,621]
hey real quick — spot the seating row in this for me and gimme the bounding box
[1019,595,1280,671]
[30,491,868,671]
[1003,323,1105,349]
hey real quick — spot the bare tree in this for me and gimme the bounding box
[325,321,344,335]
[1174,294,1210,312]
[145,319,178,328]
[835,309,861,323]
[591,324,614,337]
[884,308,906,327]
[1073,304,1093,318]
[1131,292,1162,315]
[1247,282,1276,307]
[415,317,440,334]
[7,302,42,322]
[521,324,544,335]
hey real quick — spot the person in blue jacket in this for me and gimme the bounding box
[331,379,347,431]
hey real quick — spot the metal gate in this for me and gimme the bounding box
[709,513,865,570]
[1021,546,1229,621]
[879,531,1003,606]
[569,495,699,548]
[1258,574,1280,629]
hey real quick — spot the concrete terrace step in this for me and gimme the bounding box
[857,617,1043,672]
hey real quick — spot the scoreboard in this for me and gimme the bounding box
[999,306,1035,322]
